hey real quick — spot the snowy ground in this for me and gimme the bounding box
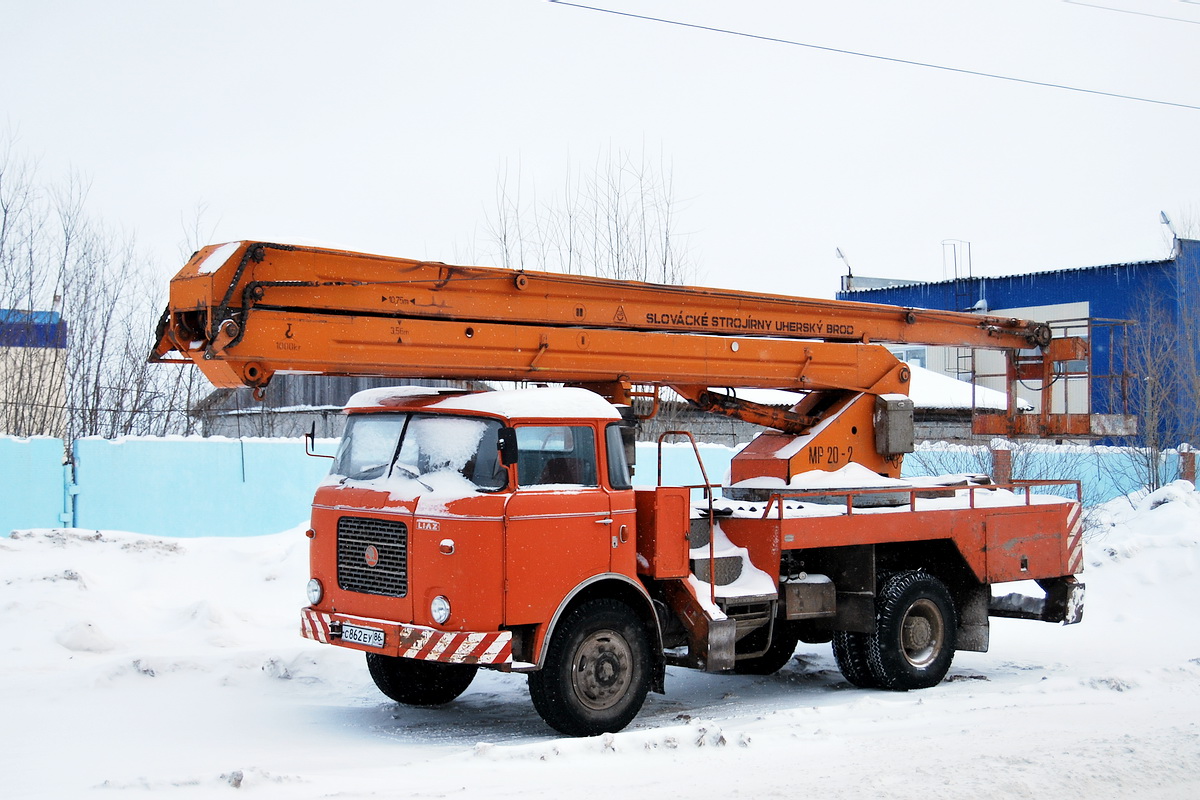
[4,485,1200,799]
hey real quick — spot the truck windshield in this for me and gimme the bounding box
[331,413,507,491]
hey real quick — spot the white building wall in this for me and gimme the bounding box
[0,345,67,437]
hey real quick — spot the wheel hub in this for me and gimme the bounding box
[572,629,632,711]
[900,598,944,668]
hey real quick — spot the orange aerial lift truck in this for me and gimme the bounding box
[153,241,1128,736]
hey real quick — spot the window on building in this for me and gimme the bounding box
[889,346,927,368]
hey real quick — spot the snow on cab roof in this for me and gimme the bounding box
[345,385,462,408]
[345,386,621,420]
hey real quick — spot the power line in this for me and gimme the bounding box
[547,1,1200,112]
[1063,0,1200,26]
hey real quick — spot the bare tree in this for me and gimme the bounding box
[480,146,699,436]
[484,146,695,285]
[0,141,68,437]
[155,205,221,436]
[0,138,195,440]
[1119,275,1200,492]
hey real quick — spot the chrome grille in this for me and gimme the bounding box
[337,516,408,597]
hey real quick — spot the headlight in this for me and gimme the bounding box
[307,579,323,605]
[430,595,451,624]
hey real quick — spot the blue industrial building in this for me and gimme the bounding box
[0,309,67,348]
[836,238,1200,447]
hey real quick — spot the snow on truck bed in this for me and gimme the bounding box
[3,484,1200,798]
[720,463,1075,518]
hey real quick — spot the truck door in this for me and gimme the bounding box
[604,420,639,579]
[503,424,613,625]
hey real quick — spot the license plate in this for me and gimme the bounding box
[340,623,385,648]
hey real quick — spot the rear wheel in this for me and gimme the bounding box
[831,630,880,688]
[366,652,478,706]
[866,571,957,690]
[528,599,651,736]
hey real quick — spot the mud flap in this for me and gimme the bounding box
[956,585,991,652]
[1042,576,1085,625]
[663,580,738,672]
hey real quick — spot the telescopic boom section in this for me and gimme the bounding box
[152,241,1083,434]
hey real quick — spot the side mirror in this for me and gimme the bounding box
[497,426,519,467]
[305,421,335,460]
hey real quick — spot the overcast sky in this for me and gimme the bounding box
[3,0,1198,300]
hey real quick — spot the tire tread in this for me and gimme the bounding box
[866,570,957,691]
[528,598,651,736]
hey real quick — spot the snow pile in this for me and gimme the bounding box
[788,461,909,489]
[705,364,1024,411]
[687,521,779,603]
[3,487,1200,798]
[728,461,912,493]
[906,363,1031,410]
[1084,480,1200,583]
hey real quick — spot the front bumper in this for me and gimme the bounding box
[300,607,513,666]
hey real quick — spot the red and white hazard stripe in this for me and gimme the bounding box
[398,628,511,664]
[299,609,511,665]
[301,609,335,643]
[1065,503,1085,576]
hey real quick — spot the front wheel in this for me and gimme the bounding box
[866,571,958,690]
[528,599,651,736]
[366,652,478,706]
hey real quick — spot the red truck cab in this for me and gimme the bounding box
[301,386,656,732]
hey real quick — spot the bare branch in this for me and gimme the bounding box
[483,145,695,285]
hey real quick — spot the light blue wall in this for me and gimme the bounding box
[903,444,1179,507]
[1,436,739,538]
[70,437,336,538]
[3,435,1170,538]
[0,437,69,533]
[635,441,735,492]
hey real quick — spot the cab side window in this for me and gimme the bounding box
[605,423,633,490]
[516,426,598,487]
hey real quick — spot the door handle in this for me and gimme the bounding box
[595,518,614,525]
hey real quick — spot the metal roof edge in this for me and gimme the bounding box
[838,238,1197,295]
